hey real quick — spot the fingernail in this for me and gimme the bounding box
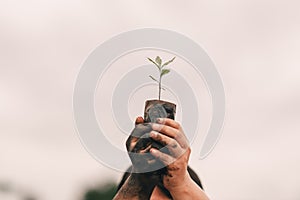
[150,131,157,137]
[156,118,162,123]
[150,148,157,154]
[152,123,159,129]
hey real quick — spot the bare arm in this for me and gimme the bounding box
[113,117,159,200]
[167,175,209,200]
[113,173,156,200]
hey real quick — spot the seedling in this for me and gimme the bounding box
[147,56,176,100]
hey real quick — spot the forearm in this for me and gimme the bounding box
[169,177,210,200]
[113,174,155,200]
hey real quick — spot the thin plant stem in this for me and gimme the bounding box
[159,74,162,100]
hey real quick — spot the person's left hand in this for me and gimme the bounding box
[149,118,192,192]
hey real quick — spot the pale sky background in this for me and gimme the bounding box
[1,0,300,200]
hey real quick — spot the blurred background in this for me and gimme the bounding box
[1,0,300,199]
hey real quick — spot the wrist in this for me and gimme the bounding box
[167,175,210,200]
[167,173,193,194]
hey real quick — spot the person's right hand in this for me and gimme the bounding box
[126,116,146,153]
[126,116,167,176]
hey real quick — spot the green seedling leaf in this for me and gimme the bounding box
[147,56,175,100]
[149,75,158,82]
[147,57,160,70]
[155,56,162,67]
[162,57,176,68]
[161,69,170,76]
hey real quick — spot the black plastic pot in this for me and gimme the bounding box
[144,99,176,123]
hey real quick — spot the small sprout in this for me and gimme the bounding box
[147,56,176,100]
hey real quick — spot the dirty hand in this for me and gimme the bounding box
[150,118,192,192]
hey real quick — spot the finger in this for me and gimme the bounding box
[135,116,144,125]
[150,131,184,157]
[152,123,178,138]
[152,123,189,149]
[126,136,136,152]
[156,118,180,129]
[150,148,175,166]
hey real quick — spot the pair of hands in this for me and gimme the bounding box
[127,116,191,193]
[114,117,210,200]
